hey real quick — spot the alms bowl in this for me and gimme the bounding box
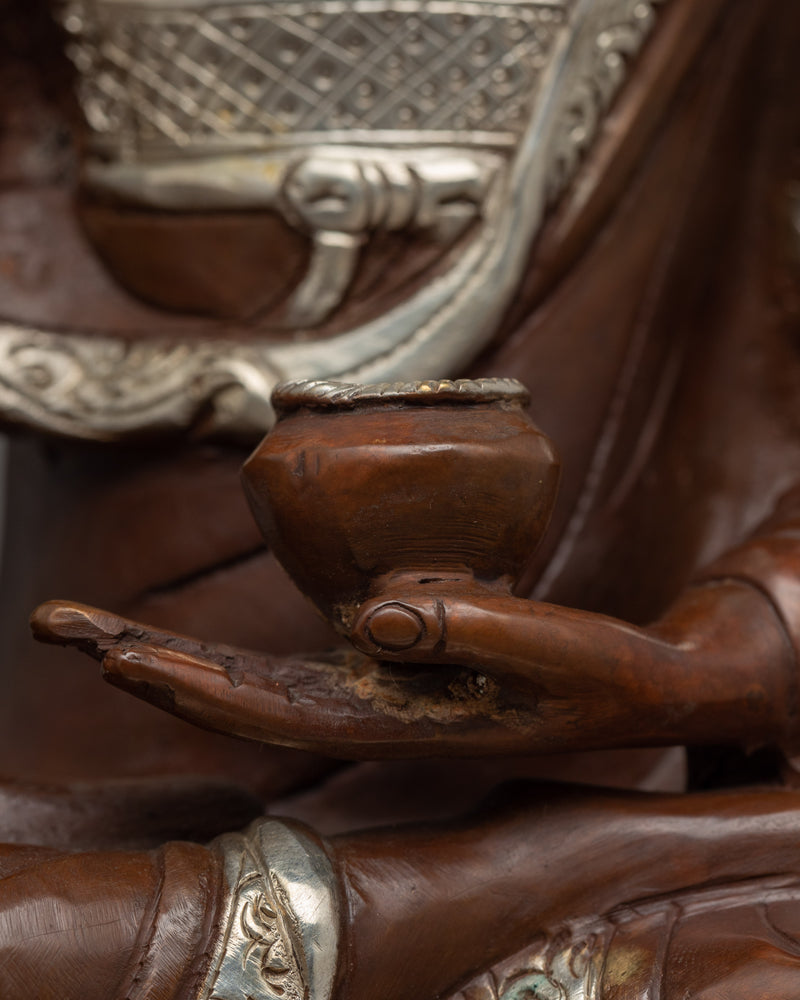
[242,378,560,634]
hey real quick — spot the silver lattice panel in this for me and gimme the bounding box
[61,0,572,152]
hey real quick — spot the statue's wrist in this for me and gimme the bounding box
[200,819,340,1000]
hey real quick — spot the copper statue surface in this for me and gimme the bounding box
[1,0,800,996]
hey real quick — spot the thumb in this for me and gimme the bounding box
[348,591,549,684]
[347,590,664,695]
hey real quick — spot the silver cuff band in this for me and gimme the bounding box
[199,818,340,1000]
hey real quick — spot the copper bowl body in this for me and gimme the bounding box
[242,380,560,633]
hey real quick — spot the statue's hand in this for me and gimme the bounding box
[31,576,793,758]
[30,600,551,758]
[346,577,794,752]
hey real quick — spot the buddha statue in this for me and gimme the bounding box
[0,0,800,996]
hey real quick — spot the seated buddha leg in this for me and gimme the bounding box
[6,785,800,1000]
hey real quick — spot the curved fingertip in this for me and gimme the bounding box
[100,645,181,715]
[30,600,129,650]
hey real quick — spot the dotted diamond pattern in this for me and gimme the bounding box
[62,0,570,150]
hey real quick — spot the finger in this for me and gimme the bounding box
[31,600,238,662]
[99,640,535,759]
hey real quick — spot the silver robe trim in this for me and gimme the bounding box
[0,0,667,441]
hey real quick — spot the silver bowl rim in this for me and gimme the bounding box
[271,378,531,416]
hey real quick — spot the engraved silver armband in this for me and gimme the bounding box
[199,819,340,1000]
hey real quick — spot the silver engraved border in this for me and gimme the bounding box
[0,0,667,441]
[200,818,340,1000]
[448,875,800,1000]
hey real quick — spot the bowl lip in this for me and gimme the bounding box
[271,378,531,417]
